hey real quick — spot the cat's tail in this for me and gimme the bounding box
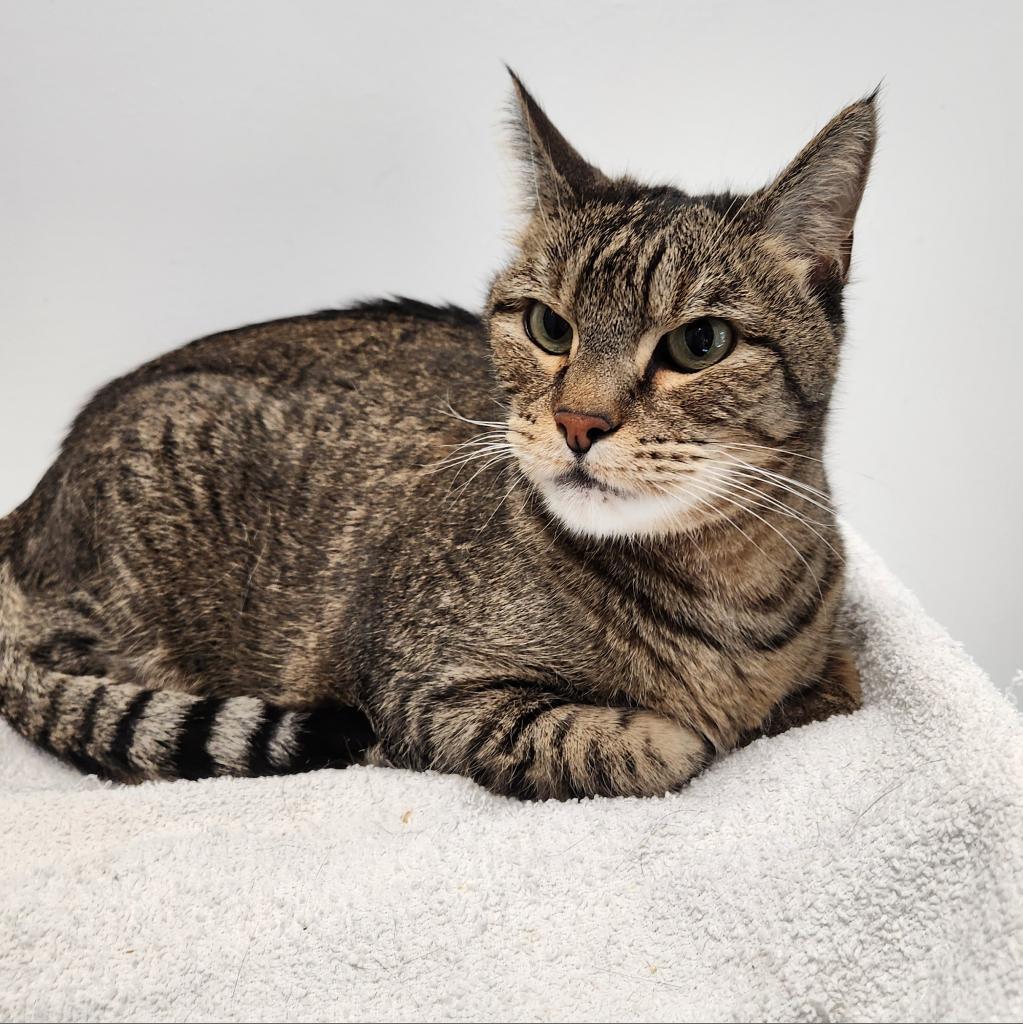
[0,561,374,783]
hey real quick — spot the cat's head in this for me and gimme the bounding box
[487,72,876,540]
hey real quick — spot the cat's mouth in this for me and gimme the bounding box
[554,465,622,495]
[520,451,706,540]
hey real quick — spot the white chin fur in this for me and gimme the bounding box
[536,479,700,540]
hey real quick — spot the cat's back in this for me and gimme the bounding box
[74,298,492,437]
[45,297,498,516]
[3,300,501,700]
[8,299,498,602]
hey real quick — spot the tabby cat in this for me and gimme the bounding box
[0,74,875,799]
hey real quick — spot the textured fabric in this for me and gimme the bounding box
[1,531,1021,1023]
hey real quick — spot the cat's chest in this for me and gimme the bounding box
[528,585,728,700]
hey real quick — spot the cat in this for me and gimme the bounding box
[0,72,874,799]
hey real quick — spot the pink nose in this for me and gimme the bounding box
[554,410,615,454]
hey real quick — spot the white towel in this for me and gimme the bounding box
[2,530,1021,1023]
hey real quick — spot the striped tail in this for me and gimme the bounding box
[0,568,374,783]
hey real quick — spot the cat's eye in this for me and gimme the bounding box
[663,317,736,372]
[524,302,574,355]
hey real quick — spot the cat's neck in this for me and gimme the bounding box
[514,475,836,605]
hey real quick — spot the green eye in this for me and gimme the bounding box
[663,317,735,372]
[524,302,574,355]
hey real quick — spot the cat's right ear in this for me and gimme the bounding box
[507,69,610,211]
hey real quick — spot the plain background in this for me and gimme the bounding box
[1,1,1020,692]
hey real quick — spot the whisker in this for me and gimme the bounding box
[715,440,882,485]
[695,466,844,561]
[438,400,507,429]
[697,462,832,521]
[704,446,834,499]
[437,432,509,449]
[431,437,511,461]
[431,447,512,469]
[427,448,516,493]
[523,483,572,552]
[420,442,514,473]
[477,476,520,533]
[715,467,838,522]
[714,441,825,465]
[448,451,518,501]
[710,454,835,509]
[429,432,508,459]
[656,474,824,598]
[694,466,831,529]
[648,487,710,563]
[650,479,785,579]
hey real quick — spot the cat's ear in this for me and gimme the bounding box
[757,94,878,281]
[507,69,610,210]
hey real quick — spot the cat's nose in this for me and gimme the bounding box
[554,410,615,454]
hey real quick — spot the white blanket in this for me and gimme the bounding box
[1,531,1021,1023]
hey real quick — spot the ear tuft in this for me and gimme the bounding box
[758,96,878,280]
[506,68,609,211]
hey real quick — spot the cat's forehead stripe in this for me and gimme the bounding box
[545,198,743,330]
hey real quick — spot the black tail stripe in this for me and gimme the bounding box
[109,689,155,768]
[294,705,375,771]
[174,697,220,780]
[331,706,375,763]
[247,703,287,776]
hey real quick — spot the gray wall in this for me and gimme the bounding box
[1,0,1020,688]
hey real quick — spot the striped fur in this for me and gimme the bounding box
[0,567,372,782]
[0,75,872,798]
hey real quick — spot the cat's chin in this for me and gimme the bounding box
[535,476,701,540]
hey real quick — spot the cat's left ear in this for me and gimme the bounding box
[757,94,878,282]
[507,69,610,210]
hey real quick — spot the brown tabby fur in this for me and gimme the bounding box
[0,73,875,799]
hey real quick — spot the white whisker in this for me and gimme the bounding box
[695,466,844,561]
[649,478,781,577]
[655,474,824,598]
[420,442,514,473]
[713,466,838,524]
[697,466,831,530]
[449,451,518,501]
[715,441,825,465]
[477,476,520,533]
[710,454,835,509]
[437,432,509,450]
[438,400,507,430]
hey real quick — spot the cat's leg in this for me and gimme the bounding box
[740,646,863,744]
[378,677,713,800]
